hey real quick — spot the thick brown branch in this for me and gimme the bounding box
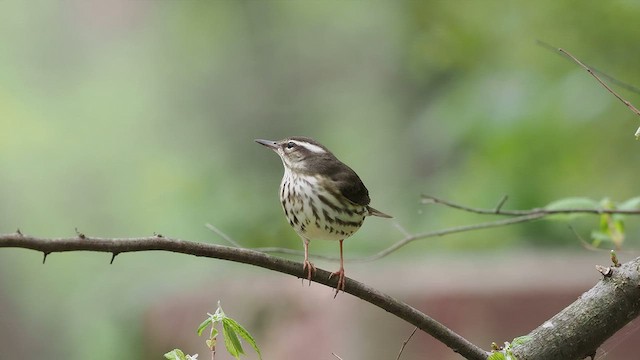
[0,233,488,360]
[512,256,640,360]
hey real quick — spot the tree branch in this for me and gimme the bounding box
[0,232,488,360]
[421,194,640,216]
[512,257,640,360]
[396,327,418,360]
[253,214,546,263]
[253,196,640,263]
[354,213,546,262]
[537,41,640,138]
[536,40,640,96]
[557,48,640,118]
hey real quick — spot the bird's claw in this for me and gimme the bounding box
[303,260,316,286]
[329,268,346,298]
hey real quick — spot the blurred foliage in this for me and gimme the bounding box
[1,1,640,359]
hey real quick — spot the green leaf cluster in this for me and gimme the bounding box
[198,301,262,360]
[545,197,640,249]
[166,301,261,360]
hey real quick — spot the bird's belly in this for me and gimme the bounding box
[298,214,364,241]
[280,179,366,241]
[294,210,365,240]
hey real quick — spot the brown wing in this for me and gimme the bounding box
[306,151,391,217]
[325,161,371,206]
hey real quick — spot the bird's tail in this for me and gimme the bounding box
[367,206,392,218]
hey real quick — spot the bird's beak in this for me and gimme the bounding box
[255,139,278,150]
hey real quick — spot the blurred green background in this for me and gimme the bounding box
[1,1,639,359]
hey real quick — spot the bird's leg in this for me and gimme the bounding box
[329,239,346,297]
[302,237,315,286]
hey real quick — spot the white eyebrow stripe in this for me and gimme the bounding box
[292,140,326,153]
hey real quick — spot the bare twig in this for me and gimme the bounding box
[355,213,546,262]
[254,195,640,263]
[253,213,545,263]
[420,195,640,216]
[331,353,343,360]
[569,225,607,252]
[536,40,640,95]
[205,223,242,248]
[0,232,489,360]
[396,327,418,360]
[538,42,640,137]
[393,221,412,238]
[494,195,509,213]
[556,48,640,117]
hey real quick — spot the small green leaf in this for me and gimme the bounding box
[611,250,621,267]
[224,317,262,359]
[223,319,245,359]
[487,352,506,360]
[619,197,640,211]
[545,197,599,210]
[591,215,626,248]
[197,317,213,336]
[164,349,187,360]
[599,214,609,232]
[544,197,599,221]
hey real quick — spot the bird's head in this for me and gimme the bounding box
[255,136,332,172]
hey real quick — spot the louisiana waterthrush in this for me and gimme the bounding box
[255,136,391,296]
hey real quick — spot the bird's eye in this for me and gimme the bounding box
[286,142,296,149]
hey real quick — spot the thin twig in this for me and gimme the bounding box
[538,41,640,137]
[538,42,640,137]
[393,221,412,238]
[494,195,509,213]
[331,353,344,360]
[255,195,640,262]
[355,213,546,263]
[569,225,612,253]
[205,223,242,248]
[396,327,418,360]
[536,40,640,95]
[420,195,640,216]
[252,214,545,263]
[557,48,640,117]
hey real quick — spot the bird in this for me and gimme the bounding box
[255,136,391,296]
